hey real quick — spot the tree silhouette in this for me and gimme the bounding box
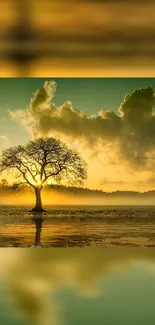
[1,178,8,187]
[0,137,87,212]
[32,215,44,247]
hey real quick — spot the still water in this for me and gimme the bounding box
[0,249,155,325]
[1,206,155,247]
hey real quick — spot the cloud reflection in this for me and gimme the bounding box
[0,249,155,325]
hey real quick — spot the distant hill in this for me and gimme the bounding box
[46,185,155,197]
[1,183,155,198]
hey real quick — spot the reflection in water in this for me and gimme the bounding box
[5,1,36,66]
[0,249,155,325]
[1,205,155,247]
[32,215,44,247]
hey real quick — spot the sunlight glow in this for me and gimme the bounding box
[37,180,42,186]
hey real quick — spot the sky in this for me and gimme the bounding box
[1,78,155,192]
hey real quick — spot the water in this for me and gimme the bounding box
[0,248,155,325]
[1,206,155,247]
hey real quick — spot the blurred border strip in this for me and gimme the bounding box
[0,0,155,77]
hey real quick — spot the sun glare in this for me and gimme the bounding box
[37,180,42,186]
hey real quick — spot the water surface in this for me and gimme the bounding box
[0,248,155,325]
[1,206,155,247]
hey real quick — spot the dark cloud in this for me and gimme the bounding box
[118,88,155,166]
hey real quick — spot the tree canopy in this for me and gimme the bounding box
[0,137,87,211]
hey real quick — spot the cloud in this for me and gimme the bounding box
[29,81,57,114]
[0,136,8,140]
[10,81,57,136]
[118,87,155,166]
[0,136,9,150]
[0,248,155,325]
[100,178,124,186]
[10,82,155,169]
[9,109,32,133]
[1,249,155,325]
[134,172,155,188]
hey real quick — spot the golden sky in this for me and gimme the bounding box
[0,79,155,192]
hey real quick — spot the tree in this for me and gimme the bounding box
[32,215,44,247]
[0,137,87,212]
[1,178,8,187]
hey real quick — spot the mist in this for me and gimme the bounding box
[1,186,155,206]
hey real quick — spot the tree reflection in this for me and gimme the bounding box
[32,215,44,247]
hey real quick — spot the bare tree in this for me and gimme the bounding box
[0,137,87,212]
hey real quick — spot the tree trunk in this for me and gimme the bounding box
[34,217,43,246]
[31,187,45,212]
